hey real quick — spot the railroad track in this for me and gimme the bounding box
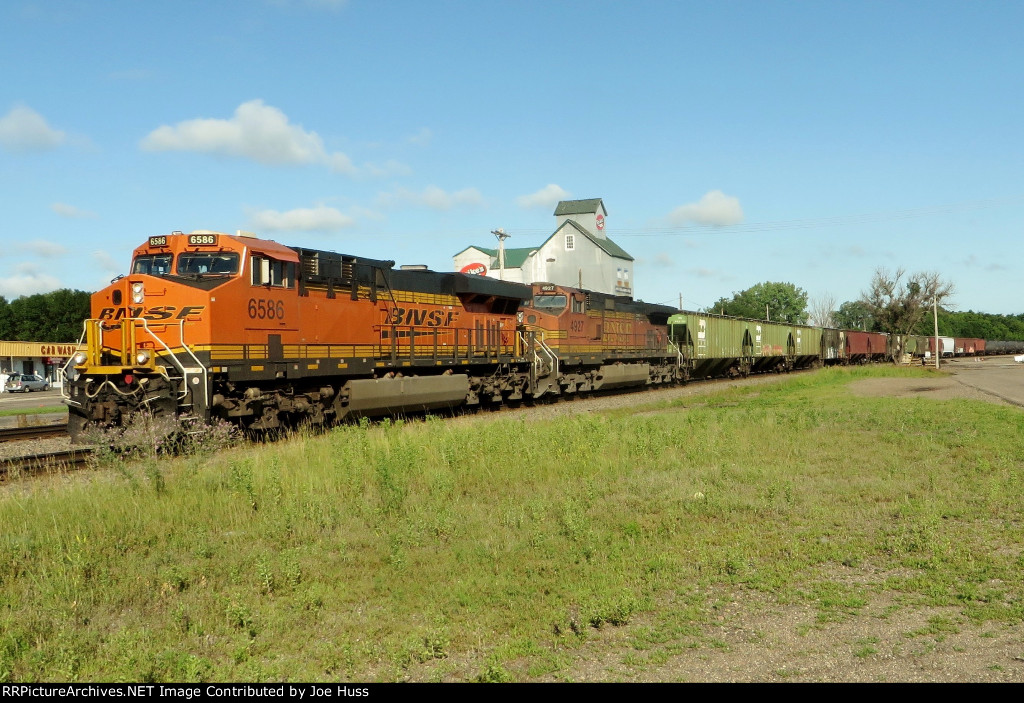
[0,447,93,480]
[0,423,69,443]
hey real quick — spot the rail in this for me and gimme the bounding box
[0,448,92,480]
[0,424,68,443]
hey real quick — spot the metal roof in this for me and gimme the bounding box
[551,219,633,261]
[553,198,606,216]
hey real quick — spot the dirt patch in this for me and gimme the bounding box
[847,376,1013,406]
[529,589,1024,683]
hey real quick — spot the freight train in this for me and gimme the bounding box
[60,230,982,442]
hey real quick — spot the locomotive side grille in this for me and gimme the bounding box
[301,254,320,277]
[299,250,356,287]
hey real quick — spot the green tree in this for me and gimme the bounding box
[833,300,876,331]
[861,267,954,356]
[4,289,91,342]
[927,309,1024,341]
[0,297,12,339]
[46,289,92,342]
[709,281,809,324]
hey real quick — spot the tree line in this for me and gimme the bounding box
[0,290,92,343]
[707,268,1024,341]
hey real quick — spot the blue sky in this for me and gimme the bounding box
[2,0,1022,317]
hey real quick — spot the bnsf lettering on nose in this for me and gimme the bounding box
[98,306,205,320]
[386,307,459,327]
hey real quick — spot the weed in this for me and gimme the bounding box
[476,662,514,683]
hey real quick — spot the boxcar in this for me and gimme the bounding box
[845,330,889,363]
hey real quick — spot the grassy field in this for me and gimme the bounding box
[1,366,1022,682]
[0,405,66,418]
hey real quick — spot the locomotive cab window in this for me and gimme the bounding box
[178,252,240,276]
[251,255,295,288]
[533,294,567,311]
[132,254,173,276]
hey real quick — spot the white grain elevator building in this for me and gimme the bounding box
[452,198,634,296]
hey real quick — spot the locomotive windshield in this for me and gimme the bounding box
[533,294,567,311]
[177,252,240,276]
[132,254,173,276]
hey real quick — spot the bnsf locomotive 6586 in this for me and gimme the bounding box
[64,230,683,441]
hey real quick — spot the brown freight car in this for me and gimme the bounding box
[844,330,889,363]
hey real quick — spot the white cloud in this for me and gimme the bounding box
[0,104,66,152]
[685,267,721,278]
[363,159,413,177]
[20,240,68,257]
[141,99,358,174]
[349,205,385,222]
[407,127,432,146]
[51,202,98,219]
[517,184,570,210]
[250,205,356,232]
[0,263,62,298]
[377,186,483,211]
[668,190,744,226]
[92,251,123,274]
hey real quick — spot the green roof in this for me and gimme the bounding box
[452,245,496,258]
[555,219,633,261]
[455,245,535,269]
[553,198,605,216]
[499,247,535,268]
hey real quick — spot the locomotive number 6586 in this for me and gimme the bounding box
[247,298,285,320]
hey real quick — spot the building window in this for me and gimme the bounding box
[565,234,575,251]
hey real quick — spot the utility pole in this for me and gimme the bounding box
[933,294,940,370]
[491,228,510,281]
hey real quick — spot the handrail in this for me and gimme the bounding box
[519,329,557,379]
[60,325,89,407]
[168,317,208,411]
[666,338,685,368]
[60,317,208,413]
[536,333,558,375]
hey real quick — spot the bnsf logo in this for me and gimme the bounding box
[98,306,206,321]
[385,307,459,327]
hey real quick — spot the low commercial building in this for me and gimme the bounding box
[0,340,82,384]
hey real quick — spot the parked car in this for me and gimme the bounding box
[6,373,50,392]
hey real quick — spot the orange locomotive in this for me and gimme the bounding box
[64,230,534,440]
[519,282,683,398]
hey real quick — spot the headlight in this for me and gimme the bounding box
[135,350,151,365]
[131,282,145,304]
[73,352,88,366]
